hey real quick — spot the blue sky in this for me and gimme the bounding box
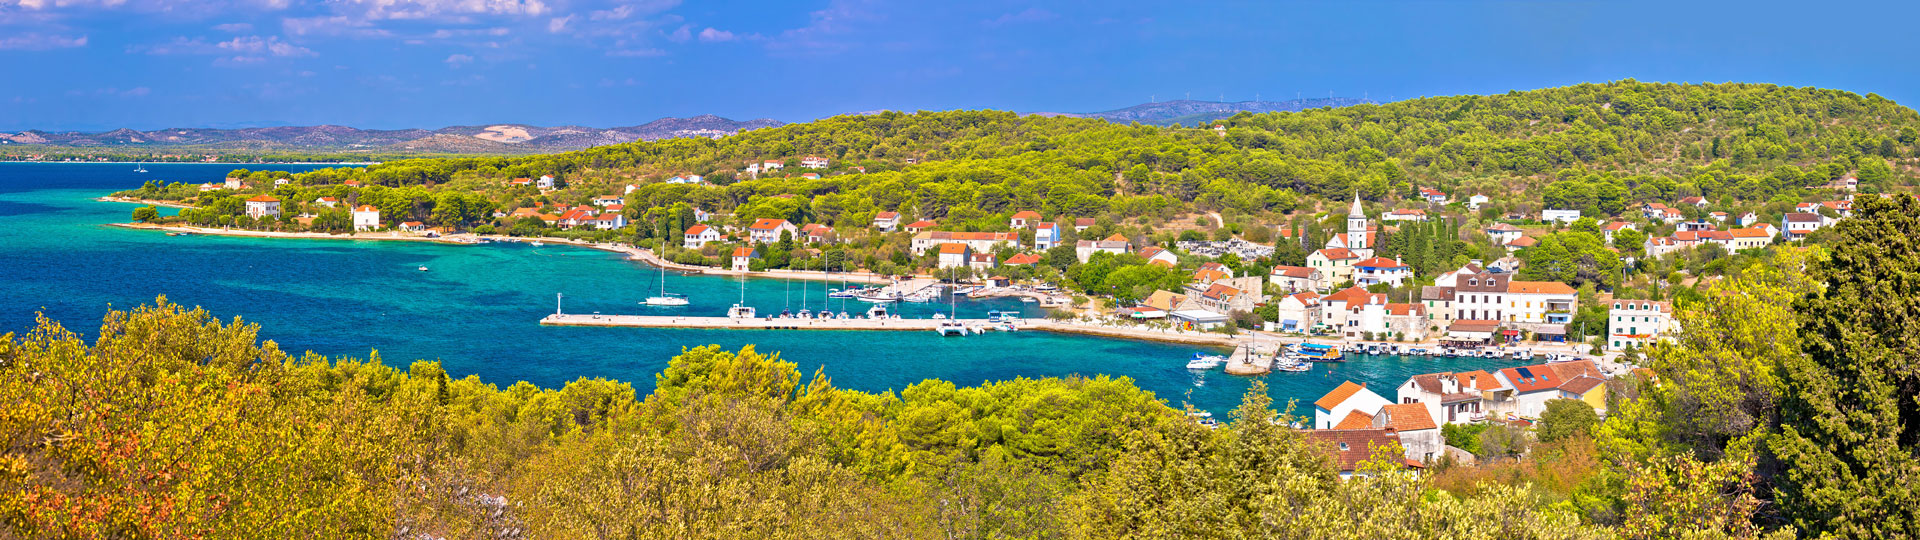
[2,0,1916,131]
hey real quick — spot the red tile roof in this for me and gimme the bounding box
[1353,257,1406,269]
[1315,248,1358,260]
[685,224,711,235]
[1508,281,1575,295]
[245,194,280,202]
[748,218,790,231]
[875,211,898,219]
[1011,210,1041,219]
[937,243,967,254]
[1004,253,1041,265]
[1334,410,1374,429]
[1314,381,1368,411]
[732,247,755,257]
[1272,265,1315,278]
[1306,429,1404,472]
[1380,403,1437,431]
[907,220,937,228]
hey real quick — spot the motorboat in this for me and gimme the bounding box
[1273,359,1310,373]
[866,304,890,319]
[727,304,756,318]
[1186,353,1227,370]
[529,241,544,247]
[931,312,946,320]
[1294,343,1343,362]
[418,266,430,272]
[797,309,812,319]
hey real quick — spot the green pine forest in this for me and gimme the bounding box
[40,80,1920,537]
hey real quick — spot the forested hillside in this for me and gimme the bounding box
[232,80,1918,232]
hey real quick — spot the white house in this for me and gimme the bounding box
[800,156,830,169]
[1009,210,1041,229]
[731,247,757,271]
[969,252,997,272]
[1485,223,1524,245]
[1033,222,1061,250]
[1270,265,1325,293]
[1738,212,1759,227]
[1504,280,1577,327]
[593,195,624,206]
[683,224,721,249]
[1608,300,1674,351]
[537,175,556,189]
[1467,194,1490,210]
[1489,361,1607,418]
[873,211,901,232]
[351,205,380,231]
[1781,213,1823,241]
[747,218,798,244]
[1382,209,1429,222]
[1601,221,1635,243]
[1313,381,1392,430]
[1397,370,1505,425]
[1073,235,1131,263]
[1275,292,1322,332]
[1541,209,1582,224]
[915,231,1018,255]
[1351,257,1413,287]
[243,195,281,219]
[936,243,971,269]
[1418,187,1448,204]
[314,196,338,208]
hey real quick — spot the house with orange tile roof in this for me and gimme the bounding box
[872,211,901,232]
[746,218,797,244]
[243,194,281,219]
[398,221,426,233]
[1488,360,1608,418]
[1073,234,1130,263]
[683,224,721,249]
[1008,210,1041,229]
[351,205,380,231]
[1372,403,1442,462]
[1607,299,1674,352]
[1270,265,1326,293]
[800,223,834,244]
[1003,253,1042,266]
[1313,381,1391,430]
[1072,217,1096,232]
[968,252,997,272]
[1352,256,1412,287]
[1397,370,1507,425]
[1275,292,1321,333]
[1307,248,1361,284]
[936,243,970,269]
[1305,428,1421,479]
[912,231,1017,255]
[1033,222,1061,250]
[905,219,937,234]
[1505,280,1578,327]
[1138,246,1178,267]
[731,247,757,271]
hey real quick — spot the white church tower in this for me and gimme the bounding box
[1346,192,1369,251]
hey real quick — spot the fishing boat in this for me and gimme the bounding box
[642,264,689,306]
[726,277,755,318]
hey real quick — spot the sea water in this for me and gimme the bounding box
[0,163,1535,415]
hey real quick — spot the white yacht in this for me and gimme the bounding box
[866,304,889,319]
[642,264,689,306]
[726,277,754,318]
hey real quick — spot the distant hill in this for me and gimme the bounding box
[1036,98,1376,126]
[0,115,785,156]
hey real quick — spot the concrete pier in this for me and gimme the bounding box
[542,313,990,331]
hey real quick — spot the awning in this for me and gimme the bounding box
[1281,319,1299,327]
[1502,330,1520,336]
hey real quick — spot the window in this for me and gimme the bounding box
[1338,442,1350,451]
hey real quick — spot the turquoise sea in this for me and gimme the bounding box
[0,163,1534,414]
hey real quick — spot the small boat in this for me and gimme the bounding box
[1187,410,1213,419]
[935,320,967,336]
[1295,344,1343,362]
[1273,360,1310,373]
[134,164,147,173]
[1196,417,1220,428]
[931,313,947,320]
[866,304,890,319]
[727,304,756,318]
[1019,297,1036,303]
[797,309,812,319]
[1186,353,1226,370]
[418,266,430,272]
[529,241,545,247]
[643,264,689,306]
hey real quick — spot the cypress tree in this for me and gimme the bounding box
[1772,194,1920,537]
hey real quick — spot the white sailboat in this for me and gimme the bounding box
[642,264,688,306]
[934,268,966,336]
[726,276,755,318]
[133,163,147,173]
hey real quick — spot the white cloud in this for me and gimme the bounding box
[213,22,253,33]
[772,0,881,55]
[334,0,549,22]
[546,14,571,32]
[218,35,314,57]
[696,27,733,42]
[665,23,689,43]
[589,4,632,21]
[605,47,664,57]
[0,33,87,50]
[444,53,473,66]
[283,15,391,38]
[984,7,1055,27]
[431,26,509,38]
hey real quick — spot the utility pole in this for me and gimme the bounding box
[555,293,563,315]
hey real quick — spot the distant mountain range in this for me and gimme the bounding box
[0,115,784,155]
[1036,97,1376,126]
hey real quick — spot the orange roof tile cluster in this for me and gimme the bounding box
[1004,253,1042,265]
[1379,403,1437,431]
[1010,210,1041,219]
[1306,429,1405,472]
[937,243,968,254]
[1314,381,1368,411]
[1508,281,1576,295]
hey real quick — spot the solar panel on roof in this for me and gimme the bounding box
[1516,367,1534,379]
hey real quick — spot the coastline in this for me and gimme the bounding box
[95,196,197,209]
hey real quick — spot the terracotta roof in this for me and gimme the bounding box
[1354,257,1406,269]
[1559,375,1606,395]
[1380,403,1437,431]
[938,243,968,254]
[684,224,711,235]
[1408,373,1448,394]
[1035,221,1057,229]
[353,205,378,212]
[1603,221,1632,231]
[1272,265,1315,278]
[1384,303,1423,316]
[1004,253,1041,265]
[732,247,755,257]
[1286,292,1321,305]
[1201,283,1239,301]
[875,211,898,219]
[748,218,791,230]
[1194,268,1230,282]
[1449,320,1501,333]
[1784,212,1821,223]
[1506,236,1538,248]
[1456,370,1503,391]
[1314,248,1358,260]
[1322,286,1372,306]
[1420,286,1455,301]
[245,194,279,202]
[1508,281,1575,295]
[1011,210,1041,219]
[919,231,1016,241]
[1314,381,1368,411]
[1306,429,1403,472]
[1074,218,1096,226]
[1486,223,1522,232]
[907,220,937,228]
[1334,410,1375,429]
[1104,234,1127,242]
[1139,246,1167,259]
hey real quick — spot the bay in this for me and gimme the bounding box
[0,162,1537,415]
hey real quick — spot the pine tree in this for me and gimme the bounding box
[1771,194,1920,537]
